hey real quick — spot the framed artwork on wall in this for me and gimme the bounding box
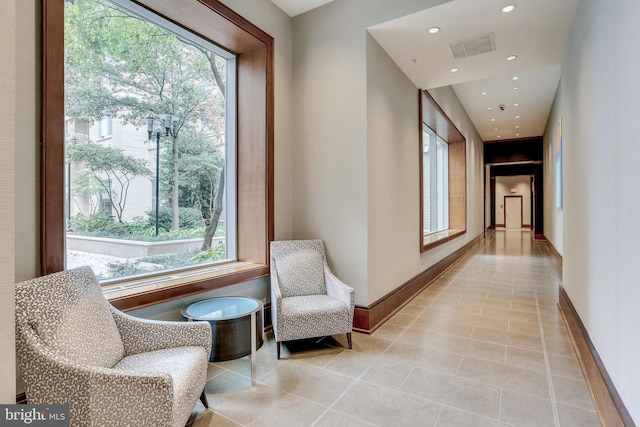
[555,117,563,211]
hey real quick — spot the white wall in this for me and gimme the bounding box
[543,90,563,254]
[15,0,40,283]
[553,0,640,421]
[495,175,532,227]
[291,0,485,306]
[0,0,17,404]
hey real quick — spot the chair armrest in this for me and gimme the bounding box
[270,268,283,335]
[110,307,211,357]
[17,322,175,427]
[324,264,355,316]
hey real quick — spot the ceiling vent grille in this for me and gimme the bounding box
[447,33,495,59]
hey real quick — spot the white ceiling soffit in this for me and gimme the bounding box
[368,0,578,141]
[269,0,335,17]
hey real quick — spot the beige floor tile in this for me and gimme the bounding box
[457,356,550,399]
[212,349,280,381]
[547,353,585,381]
[371,322,407,341]
[382,341,462,375]
[332,380,443,427]
[359,357,414,390]
[471,326,543,352]
[411,316,477,338]
[505,346,546,372]
[544,336,576,357]
[556,402,601,427]
[480,306,540,323]
[431,334,507,363]
[395,326,438,347]
[260,360,353,406]
[346,332,393,356]
[205,370,287,425]
[435,406,508,427]
[397,303,426,317]
[188,409,242,427]
[499,389,555,427]
[451,312,510,331]
[323,350,377,379]
[197,232,596,427]
[551,374,596,411]
[250,392,327,427]
[401,368,501,419]
[313,410,378,426]
[386,312,417,327]
[460,295,513,310]
[508,319,542,337]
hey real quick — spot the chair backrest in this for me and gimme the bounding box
[15,266,125,368]
[270,240,327,297]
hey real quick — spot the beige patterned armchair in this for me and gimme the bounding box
[270,240,355,359]
[15,266,212,427]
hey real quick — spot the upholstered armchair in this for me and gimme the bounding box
[270,240,355,359]
[15,266,212,427]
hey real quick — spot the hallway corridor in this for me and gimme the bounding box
[192,231,600,427]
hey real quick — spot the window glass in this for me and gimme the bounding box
[423,126,449,235]
[64,0,236,283]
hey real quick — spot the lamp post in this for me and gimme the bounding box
[146,114,174,236]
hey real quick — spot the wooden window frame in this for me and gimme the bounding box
[419,90,466,252]
[41,0,274,311]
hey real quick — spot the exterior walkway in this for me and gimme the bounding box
[190,230,600,427]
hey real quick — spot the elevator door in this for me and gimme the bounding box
[505,196,523,229]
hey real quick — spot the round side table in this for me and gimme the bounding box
[182,296,264,384]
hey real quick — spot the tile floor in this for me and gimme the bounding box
[188,230,601,427]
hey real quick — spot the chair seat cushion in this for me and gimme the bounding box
[114,346,208,425]
[277,295,351,342]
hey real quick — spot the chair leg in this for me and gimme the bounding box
[346,332,352,349]
[199,389,209,408]
[277,341,281,359]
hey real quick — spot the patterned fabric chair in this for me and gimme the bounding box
[270,240,355,359]
[15,266,212,427]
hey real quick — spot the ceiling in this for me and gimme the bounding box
[271,0,578,142]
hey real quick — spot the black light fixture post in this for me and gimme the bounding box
[146,114,174,236]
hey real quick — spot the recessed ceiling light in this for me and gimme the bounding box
[497,135,502,138]
[512,76,519,81]
[428,27,441,34]
[515,125,520,128]
[494,128,499,131]
[506,55,518,61]
[515,115,520,119]
[487,107,492,110]
[450,67,459,72]
[516,133,520,136]
[514,103,520,106]
[481,92,487,95]
[513,87,519,90]
[491,118,496,122]
[502,5,516,13]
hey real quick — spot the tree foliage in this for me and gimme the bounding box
[65,0,227,234]
[66,141,151,223]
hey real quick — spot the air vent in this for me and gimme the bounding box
[447,33,495,59]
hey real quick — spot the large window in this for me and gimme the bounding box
[419,90,466,251]
[64,0,237,283]
[43,0,274,310]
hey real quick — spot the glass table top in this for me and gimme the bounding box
[183,297,260,320]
